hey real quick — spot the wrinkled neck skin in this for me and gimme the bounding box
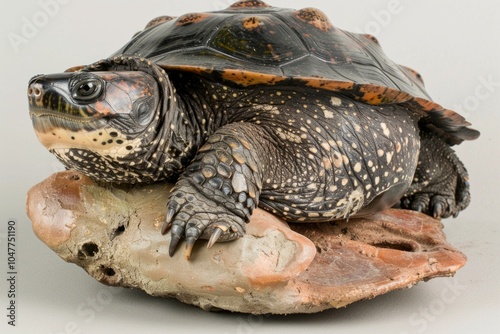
[170,72,229,146]
[118,74,227,183]
[147,87,204,181]
[154,73,230,177]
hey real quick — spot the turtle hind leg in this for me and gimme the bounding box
[401,131,471,218]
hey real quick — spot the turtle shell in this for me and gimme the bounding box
[112,0,479,144]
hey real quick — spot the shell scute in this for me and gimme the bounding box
[294,8,334,32]
[144,16,176,30]
[176,13,211,26]
[111,1,479,144]
[208,14,308,65]
[229,0,271,9]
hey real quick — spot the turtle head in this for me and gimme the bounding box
[28,57,177,183]
[28,70,160,136]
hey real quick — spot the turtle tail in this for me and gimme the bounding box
[408,98,480,146]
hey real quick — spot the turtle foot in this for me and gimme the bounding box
[402,131,472,219]
[401,176,470,219]
[401,193,455,218]
[162,179,246,260]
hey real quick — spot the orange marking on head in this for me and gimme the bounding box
[93,101,117,117]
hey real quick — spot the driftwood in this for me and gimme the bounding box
[26,171,466,314]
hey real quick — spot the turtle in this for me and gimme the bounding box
[28,0,479,259]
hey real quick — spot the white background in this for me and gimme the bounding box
[1,1,499,333]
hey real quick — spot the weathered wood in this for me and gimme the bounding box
[26,171,466,314]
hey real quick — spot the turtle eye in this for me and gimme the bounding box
[71,76,103,103]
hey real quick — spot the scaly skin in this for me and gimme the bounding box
[163,123,266,258]
[401,131,471,218]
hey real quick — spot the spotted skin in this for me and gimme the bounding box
[28,1,479,259]
[161,73,425,255]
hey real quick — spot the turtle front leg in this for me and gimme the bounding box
[162,123,264,259]
[401,131,471,218]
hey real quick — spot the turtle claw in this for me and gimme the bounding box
[415,204,424,213]
[401,193,461,219]
[433,202,443,218]
[161,221,172,235]
[207,226,225,248]
[401,193,429,214]
[169,235,182,257]
[165,206,177,225]
[164,179,247,259]
[162,202,180,235]
[168,223,186,256]
[184,237,197,260]
[167,218,244,259]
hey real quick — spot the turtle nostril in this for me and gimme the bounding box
[28,82,43,97]
[28,74,45,98]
